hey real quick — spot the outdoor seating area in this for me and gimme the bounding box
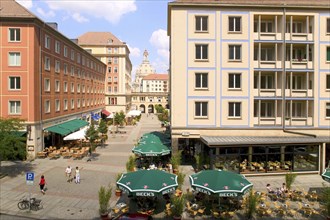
[36,145,91,160]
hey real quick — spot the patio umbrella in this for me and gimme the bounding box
[132,142,171,157]
[189,169,253,197]
[117,169,178,197]
[322,168,330,182]
[63,127,88,141]
[127,110,141,117]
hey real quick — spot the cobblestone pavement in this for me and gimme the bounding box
[1,114,329,220]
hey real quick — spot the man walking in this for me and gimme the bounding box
[65,166,72,183]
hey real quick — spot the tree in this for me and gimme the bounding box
[85,122,99,151]
[158,109,169,123]
[0,117,26,161]
[114,111,126,127]
[155,104,165,114]
[98,120,108,148]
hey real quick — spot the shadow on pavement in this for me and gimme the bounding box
[0,161,36,178]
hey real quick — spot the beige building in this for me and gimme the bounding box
[168,0,330,175]
[77,32,132,114]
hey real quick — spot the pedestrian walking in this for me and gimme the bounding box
[39,175,46,195]
[65,166,72,183]
[74,166,83,184]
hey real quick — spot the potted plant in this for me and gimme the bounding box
[285,172,297,191]
[126,155,136,172]
[170,151,181,174]
[320,185,330,219]
[115,173,123,197]
[177,171,186,191]
[245,190,260,220]
[170,194,185,220]
[98,184,112,220]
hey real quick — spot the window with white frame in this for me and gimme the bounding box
[326,103,330,118]
[45,35,50,49]
[44,78,50,91]
[114,48,118,53]
[77,53,81,64]
[114,67,118,73]
[71,50,75,61]
[286,75,304,90]
[195,44,208,60]
[64,99,68,110]
[114,76,118,82]
[44,56,50,70]
[254,21,273,33]
[286,22,303,33]
[228,102,241,117]
[77,69,81,78]
[287,102,305,118]
[55,60,60,73]
[195,73,208,89]
[71,83,74,93]
[82,99,85,107]
[114,86,118,93]
[108,77,112,82]
[327,75,330,90]
[64,45,68,57]
[195,16,208,32]
[55,99,60,112]
[9,76,21,90]
[229,16,241,32]
[70,66,74,76]
[229,73,241,89]
[260,102,274,117]
[108,67,112,73]
[45,100,50,113]
[71,99,74,109]
[9,52,21,66]
[64,81,68,92]
[261,75,274,89]
[114,57,118,64]
[108,86,112,93]
[195,101,208,117]
[55,40,60,53]
[64,63,68,75]
[9,101,21,114]
[327,18,330,34]
[260,48,275,61]
[55,80,60,92]
[77,84,80,93]
[77,99,81,108]
[9,28,21,42]
[82,85,85,93]
[229,45,241,61]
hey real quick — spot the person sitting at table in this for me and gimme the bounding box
[280,183,288,194]
[266,184,275,193]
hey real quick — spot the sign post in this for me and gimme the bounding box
[26,172,34,211]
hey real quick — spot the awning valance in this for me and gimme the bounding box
[44,119,89,136]
[201,136,330,147]
[101,109,111,116]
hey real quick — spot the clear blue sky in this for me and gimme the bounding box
[17,0,171,78]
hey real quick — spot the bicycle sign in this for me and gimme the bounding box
[26,172,34,185]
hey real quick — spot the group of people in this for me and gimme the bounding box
[266,183,288,197]
[65,165,82,184]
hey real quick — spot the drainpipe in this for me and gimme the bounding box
[281,7,316,138]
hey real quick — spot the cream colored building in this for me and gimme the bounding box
[168,0,330,175]
[78,32,132,114]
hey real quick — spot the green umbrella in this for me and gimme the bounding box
[322,168,330,182]
[132,132,171,156]
[189,170,253,197]
[117,170,178,197]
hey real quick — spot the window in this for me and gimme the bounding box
[229,73,241,89]
[55,41,60,53]
[195,16,208,32]
[195,73,208,89]
[327,103,330,118]
[9,52,21,66]
[108,86,112,93]
[9,101,21,114]
[77,84,81,93]
[229,17,241,32]
[114,86,118,93]
[286,22,303,33]
[64,99,68,110]
[77,99,81,108]
[261,75,274,89]
[64,46,68,57]
[9,76,21,90]
[229,102,241,117]
[45,35,50,49]
[108,67,112,73]
[71,83,74,93]
[114,57,118,64]
[327,75,330,90]
[327,18,330,34]
[55,99,60,112]
[261,48,274,61]
[64,81,68,92]
[82,85,85,93]
[82,99,85,107]
[114,67,118,73]
[44,78,50,91]
[289,102,304,118]
[44,57,50,70]
[71,50,75,61]
[64,63,68,75]
[108,77,112,82]
[71,99,74,109]
[260,102,274,117]
[77,53,81,63]
[55,60,60,73]
[71,66,74,76]
[114,76,118,82]
[45,100,50,113]
[254,21,273,33]
[9,28,20,42]
[54,80,60,92]
[195,44,208,60]
[229,45,241,61]
[327,47,330,62]
[195,101,208,117]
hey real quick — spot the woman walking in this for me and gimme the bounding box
[75,167,82,184]
[39,175,46,194]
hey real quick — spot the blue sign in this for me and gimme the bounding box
[26,172,34,181]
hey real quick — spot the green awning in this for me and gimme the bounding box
[45,119,89,136]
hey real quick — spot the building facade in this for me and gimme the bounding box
[77,32,132,114]
[0,0,106,159]
[168,0,330,175]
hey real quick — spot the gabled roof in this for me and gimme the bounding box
[143,74,168,81]
[77,32,126,46]
[0,0,36,18]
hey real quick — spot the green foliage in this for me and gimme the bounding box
[285,172,297,190]
[126,155,136,172]
[98,184,112,215]
[170,194,185,217]
[0,117,26,161]
[170,151,182,170]
[155,105,165,114]
[114,111,126,126]
[116,173,123,190]
[85,122,99,151]
[195,153,205,171]
[98,119,108,135]
[157,109,169,123]
[245,190,260,219]
[321,185,330,216]
[177,171,186,190]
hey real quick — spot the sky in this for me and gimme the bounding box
[16,0,171,79]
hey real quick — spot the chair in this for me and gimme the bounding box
[287,209,298,218]
[121,207,129,214]
[212,210,220,219]
[197,206,206,215]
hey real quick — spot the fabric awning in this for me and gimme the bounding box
[101,109,110,116]
[44,119,89,136]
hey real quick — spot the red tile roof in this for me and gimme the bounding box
[143,74,169,80]
[0,0,36,18]
[77,32,125,46]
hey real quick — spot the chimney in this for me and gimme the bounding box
[46,22,58,30]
